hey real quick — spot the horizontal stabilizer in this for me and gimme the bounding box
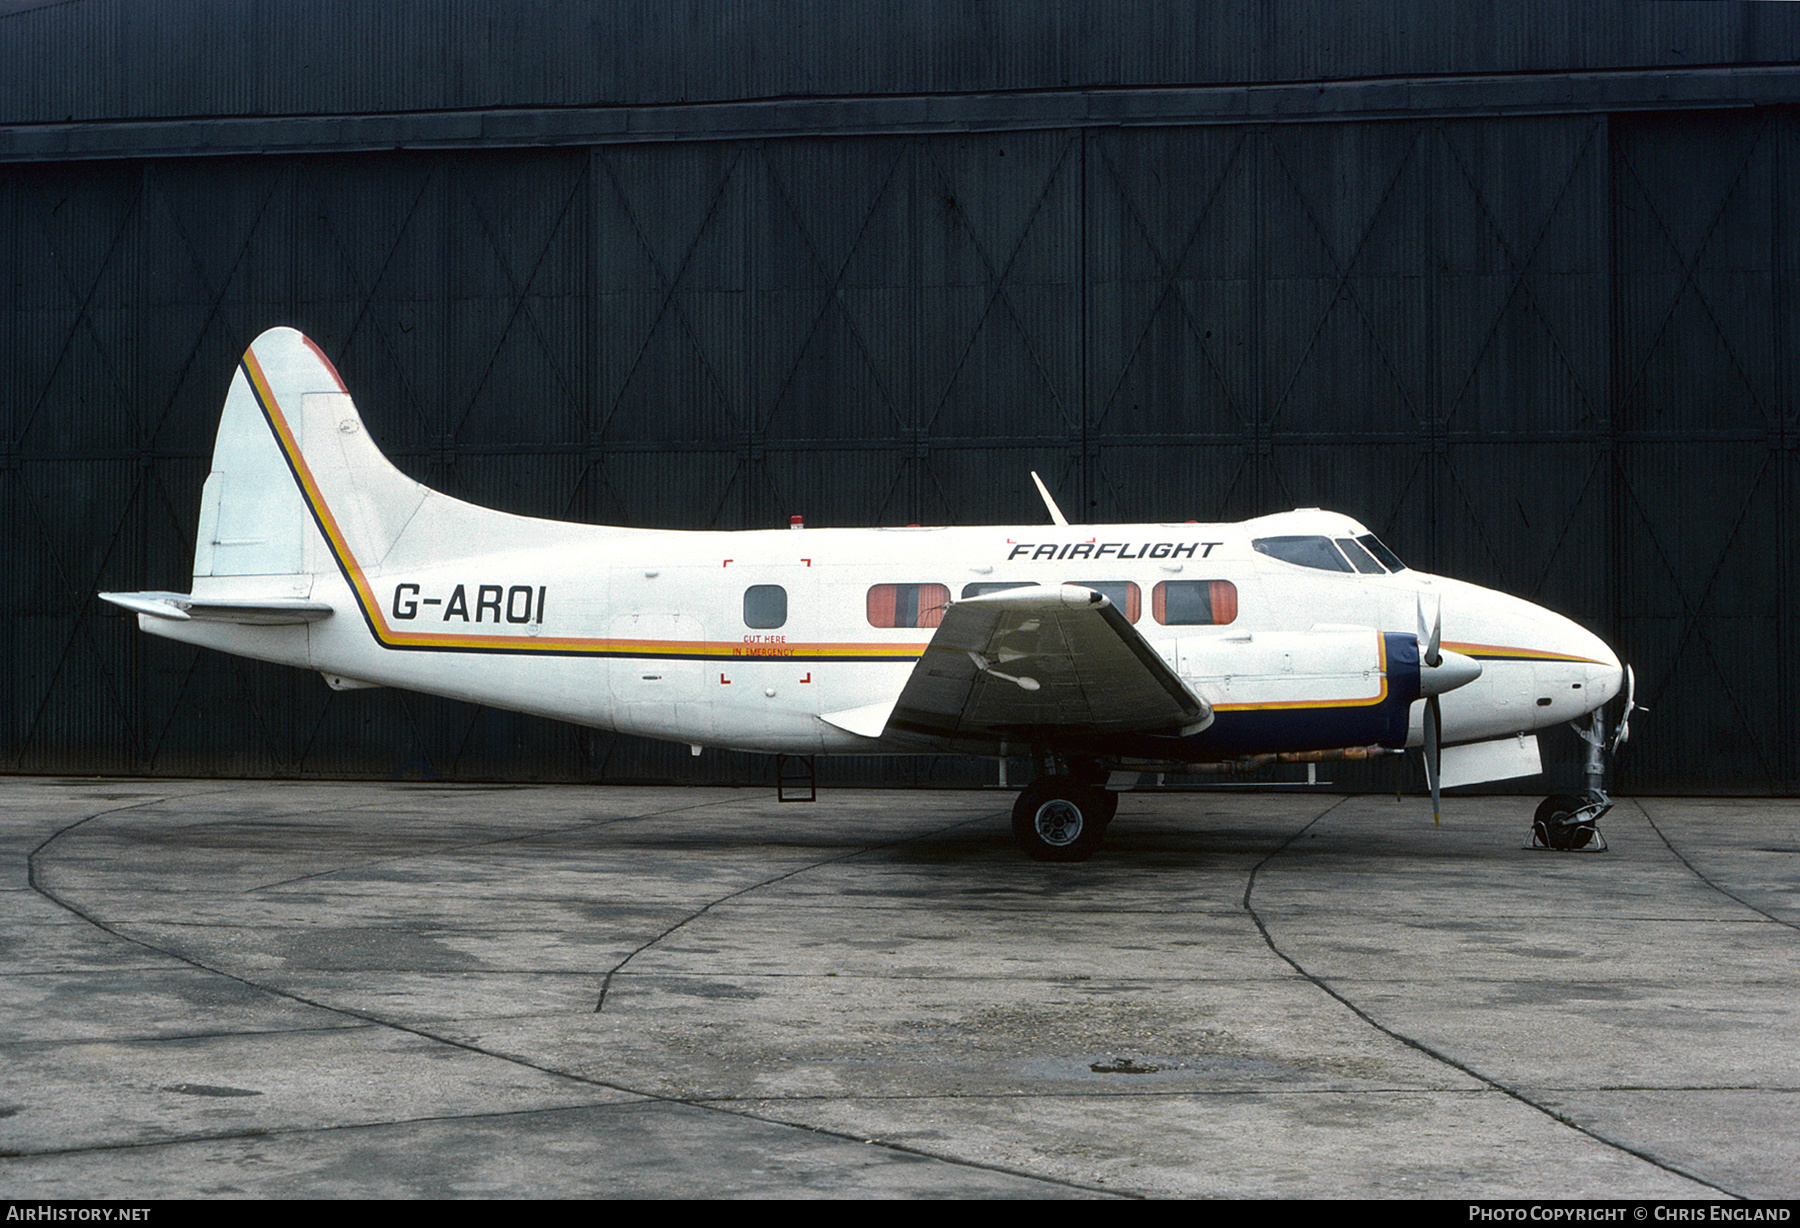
[101,591,333,626]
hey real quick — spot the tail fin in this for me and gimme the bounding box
[197,327,425,582]
[102,327,425,628]
[105,327,609,633]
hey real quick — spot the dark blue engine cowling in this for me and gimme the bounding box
[1051,630,1425,763]
[1177,631,1422,757]
[1085,631,1423,763]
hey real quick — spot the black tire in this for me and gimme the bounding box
[1533,794,1594,850]
[1011,776,1108,862]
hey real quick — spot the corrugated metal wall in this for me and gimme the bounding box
[1611,111,1797,794]
[3,4,1796,792]
[6,1,1800,120]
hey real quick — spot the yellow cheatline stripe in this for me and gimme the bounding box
[243,344,927,661]
[1444,640,1609,665]
[243,348,400,643]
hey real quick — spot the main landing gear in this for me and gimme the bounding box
[1011,770,1118,862]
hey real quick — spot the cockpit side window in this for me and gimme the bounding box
[1335,537,1386,574]
[1357,533,1406,572]
[1251,535,1352,572]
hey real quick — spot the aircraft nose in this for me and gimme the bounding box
[1590,642,1626,707]
[1555,615,1624,710]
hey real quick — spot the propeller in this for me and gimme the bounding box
[1413,593,1483,826]
[1414,593,1442,825]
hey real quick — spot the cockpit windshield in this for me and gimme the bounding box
[1253,535,1351,571]
[1252,532,1407,574]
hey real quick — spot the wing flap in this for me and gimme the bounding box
[885,585,1210,742]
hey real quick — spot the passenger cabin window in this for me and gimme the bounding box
[1252,535,1352,571]
[961,582,1039,598]
[1067,580,1140,623]
[867,583,949,629]
[1152,580,1238,626]
[743,584,787,629]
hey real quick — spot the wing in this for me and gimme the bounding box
[875,585,1211,743]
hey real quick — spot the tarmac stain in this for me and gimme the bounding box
[668,980,762,1000]
[1091,1057,1163,1074]
[166,1084,261,1098]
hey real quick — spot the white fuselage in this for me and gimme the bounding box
[153,511,1623,759]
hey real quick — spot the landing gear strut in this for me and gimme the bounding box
[1010,767,1117,862]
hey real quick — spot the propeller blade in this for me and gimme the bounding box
[1416,593,1442,668]
[1424,694,1442,827]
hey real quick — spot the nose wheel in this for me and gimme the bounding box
[1011,775,1116,862]
[1529,689,1631,852]
[1530,793,1608,851]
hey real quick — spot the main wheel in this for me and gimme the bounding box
[1533,794,1594,850]
[1011,776,1108,862]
